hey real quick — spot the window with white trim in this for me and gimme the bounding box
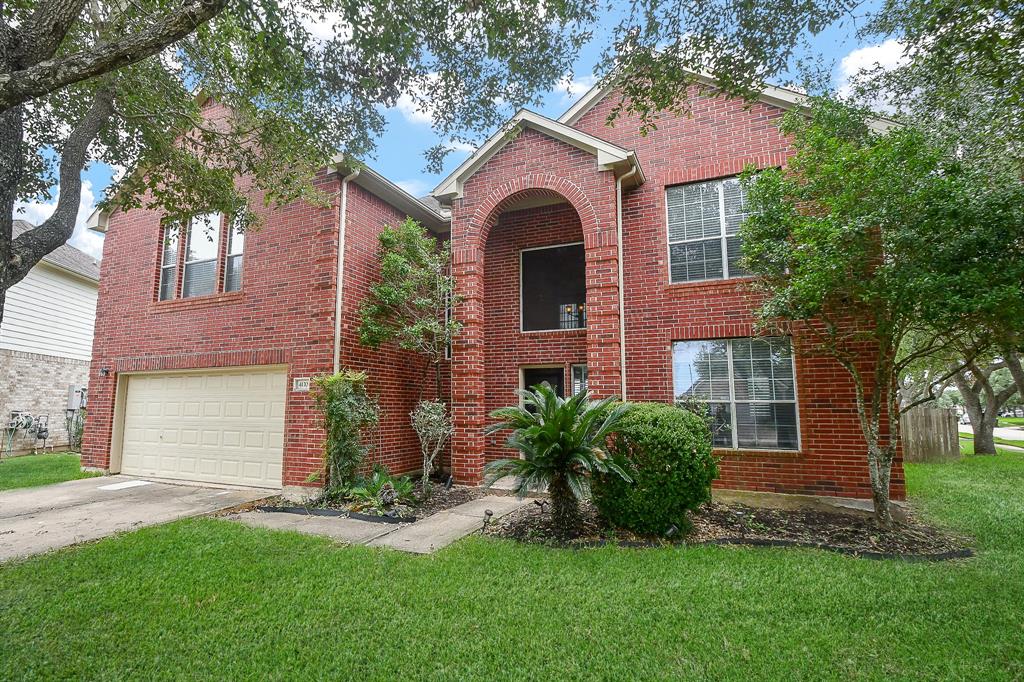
[182,213,222,298]
[224,219,244,293]
[158,224,179,301]
[666,177,750,283]
[571,364,588,395]
[672,337,798,450]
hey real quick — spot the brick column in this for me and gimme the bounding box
[450,243,486,483]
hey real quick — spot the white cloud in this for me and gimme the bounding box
[837,39,908,105]
[395,178,431,197]
[448,140,476,154]
[553,73,599,103]
[13,180,104,260]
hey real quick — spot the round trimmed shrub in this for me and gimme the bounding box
[592,402,717,535]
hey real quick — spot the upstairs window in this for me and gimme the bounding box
[182,213,221,298]
[224,221,245,292]
[521,243,586,332]
[157,213,245,301]
[666,177,750,283]
[158,225,180,301]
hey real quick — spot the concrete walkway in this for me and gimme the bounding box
[226,495,529,554]
[0,476,268,563]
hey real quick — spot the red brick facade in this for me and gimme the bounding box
[83,85,903,501]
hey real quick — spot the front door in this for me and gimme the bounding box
[522,367,565,396]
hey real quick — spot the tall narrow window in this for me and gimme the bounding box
[571,364,588,395]
[182,213,221,298]
[667,177,750,283]
[521,243,586,332]
[159,225,179,301]
[224,220,244,292]
[672,337,798,450]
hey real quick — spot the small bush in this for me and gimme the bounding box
[592,402,717,535]
[311,370,379,492]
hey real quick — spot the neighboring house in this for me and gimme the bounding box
[82,81,904,502]
[1,220,99,454]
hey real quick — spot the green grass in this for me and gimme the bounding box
[0,452,99,491]
[998,416,1024,427]
[1,453,1023,679]
[958,431,1024,450]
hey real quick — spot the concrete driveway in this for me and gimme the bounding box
[0,476,269,563]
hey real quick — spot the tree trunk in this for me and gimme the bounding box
[548,475,581,538]
[973,415,998,455]
[866,445,894,528]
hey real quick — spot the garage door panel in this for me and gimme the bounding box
[121,368,286,488]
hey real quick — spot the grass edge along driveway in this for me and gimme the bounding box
[1,449,1022,680]
[0,452,99,491]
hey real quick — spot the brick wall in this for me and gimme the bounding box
[570,87,904,500]
[81,164,341,489]
[0,349,89,453]
[339,182,450,476]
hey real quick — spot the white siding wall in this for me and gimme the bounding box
[0,262,98,361]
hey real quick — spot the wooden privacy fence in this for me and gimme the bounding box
[901,407,960,462]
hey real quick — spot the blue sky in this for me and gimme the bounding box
[15,10,902,260]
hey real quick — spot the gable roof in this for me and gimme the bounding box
[332,158,450,233]
[558,71,898,132]
[88,159,451,235]
[431,109,645,202]
[13,220,100,282]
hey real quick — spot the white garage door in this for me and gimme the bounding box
[120,368,286,488]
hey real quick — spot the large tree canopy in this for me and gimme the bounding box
[0,0,596,324]
[740,98,1024,525]
[3,0,1022,327]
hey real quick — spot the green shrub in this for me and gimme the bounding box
[311,370,379,492]
[592,402,717,535]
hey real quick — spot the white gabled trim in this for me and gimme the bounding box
[432,109,644,202]
[87,207,111,233]
[558,71,897,133]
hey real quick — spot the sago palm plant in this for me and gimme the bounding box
[484,384,631,536]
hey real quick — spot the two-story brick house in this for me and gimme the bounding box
[82,78,904,502]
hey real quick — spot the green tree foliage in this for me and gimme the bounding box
[592,402,716,536]
[483,385,631,538]
[311,370,379,492]
[358,218,459,397]
[0,0,595,324]
[740,98,1024,526]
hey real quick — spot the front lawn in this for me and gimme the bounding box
[1,453,1022,679]
[0,453,99,491]
[959,431,1024,450]
[998,416,1024,427]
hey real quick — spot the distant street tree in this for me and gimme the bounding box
[953,358,1020,455]
[740,98,1024,527]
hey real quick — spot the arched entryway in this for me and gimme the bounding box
[448,176,623,483]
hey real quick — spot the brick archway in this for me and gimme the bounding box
[448,173,622,484]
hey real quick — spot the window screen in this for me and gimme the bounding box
[521,243,585,331]
[182,213,221,298]
[672,337,798,450]
[667,177,750,283]
[159,225,179,301]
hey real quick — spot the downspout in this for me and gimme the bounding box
[334,169,360,374]
[615,166,638,400]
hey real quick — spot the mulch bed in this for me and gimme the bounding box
[215,480,487,521]
[483,500,973,561]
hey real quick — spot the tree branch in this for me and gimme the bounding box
[0,0,226,112]
[16,0,90,66]
[8,85,115,282]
